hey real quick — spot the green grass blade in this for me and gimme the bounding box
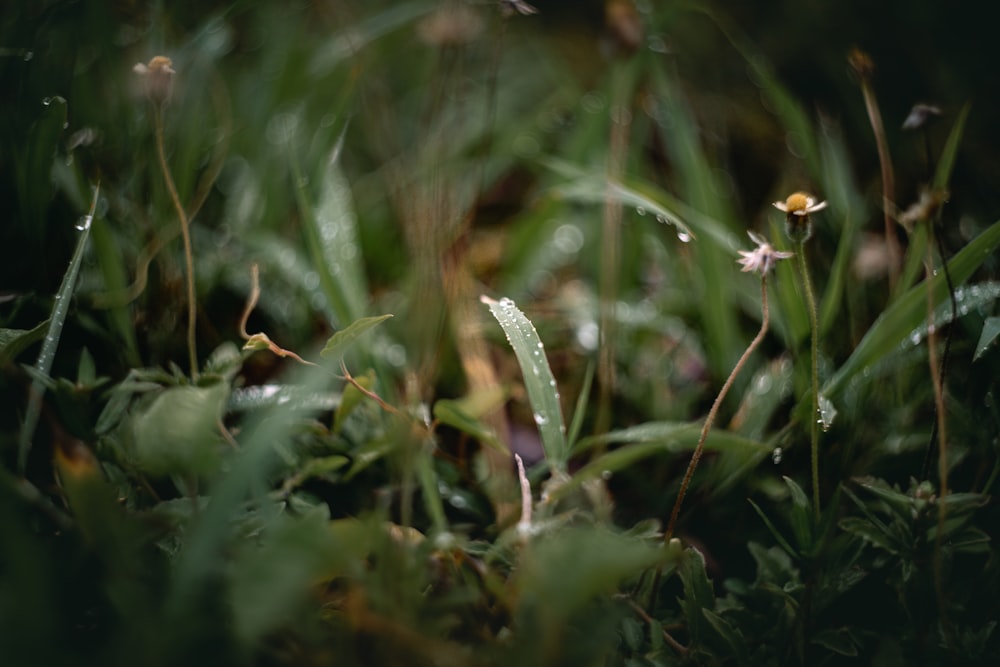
[821,217,1000,403]
[481,295,567,473]
[933,103,971,192]
[292,133,369,327]
[89,215,141,366]
[18,184,100,473]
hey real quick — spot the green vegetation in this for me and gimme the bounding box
[3,1,999,665]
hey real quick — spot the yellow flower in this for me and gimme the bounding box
[773,192,827,217]
[773,192,826,243]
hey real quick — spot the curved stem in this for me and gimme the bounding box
[667,276,771,537]
[154,107,198,379]
[796,242,821,521]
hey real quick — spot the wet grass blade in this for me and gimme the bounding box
[481,295,567,473]
[18,184,100,473]
[820,217,1000,404]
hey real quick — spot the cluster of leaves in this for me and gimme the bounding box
[3,1,1000,665]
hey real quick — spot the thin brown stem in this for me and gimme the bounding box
[852,50,901,291]
[154,107,198,379]
[666,276,771,537]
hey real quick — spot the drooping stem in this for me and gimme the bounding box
[796,241,821,521]
[666,276,771,537]
[852,50,901,291]
[153,107,198,380]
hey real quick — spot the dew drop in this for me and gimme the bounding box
[75,214,92,231]
[533,412,548,426]
[636,206,647,216]
[23,51,34,62]
[771,447,783,464]
[677,231,692,243]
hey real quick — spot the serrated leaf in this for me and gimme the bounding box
[319,314,392,360]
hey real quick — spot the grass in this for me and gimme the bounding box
[3,1,1000,665]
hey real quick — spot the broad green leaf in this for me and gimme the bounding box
[230,508,338,645]
[514,526,663,624]
[320,314,393,360]
[132,382,229,476]
[481,295,567,472]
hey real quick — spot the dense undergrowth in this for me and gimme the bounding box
[3,1,1000,665]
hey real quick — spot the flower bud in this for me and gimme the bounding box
[133,55,175,106]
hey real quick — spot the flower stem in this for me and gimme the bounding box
[666,276,771,538]
[796,241,821,521]
[154,107,198,380]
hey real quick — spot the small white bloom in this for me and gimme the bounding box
[737,231,794,274]
[773,192,827,217]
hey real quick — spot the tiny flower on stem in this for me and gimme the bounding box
[737,231,794,274]
[773,192,827,243]
[133,55,175,106]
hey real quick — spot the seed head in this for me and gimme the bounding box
[737,231,794,274]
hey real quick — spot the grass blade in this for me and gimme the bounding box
[18,184,99,472]
[481,295,567,473]
[821,217,1000,403]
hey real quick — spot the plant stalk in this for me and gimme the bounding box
[154,107,198,380]
[797,241,821,521]
[667,276,771,537]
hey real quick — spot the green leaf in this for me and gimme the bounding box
[0,320,48,364]
[678,547,716,645]
[974,316,1000,361]
[433,397,506,453]
[933,102,971,193]
[320,314,393,360]
[783,476,814,555]
[820,217,1000,403]
[514,527,663,625]
[749,498,799,559]
[230,508,338,646]
[18,183,99,473]
[333,368,374,433]
[132,382,229,476]
[292,136,370,326]
[812,627,860,657]
[481,295,568,472]
[541,157,700,243]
